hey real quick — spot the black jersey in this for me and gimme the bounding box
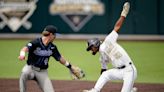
[26,38,61,69]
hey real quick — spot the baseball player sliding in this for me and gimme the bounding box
[18,25,84,92]
[83,2,137,92]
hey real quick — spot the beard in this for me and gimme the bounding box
[92,51,98,55]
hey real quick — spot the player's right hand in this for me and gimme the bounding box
[18,56,25,61]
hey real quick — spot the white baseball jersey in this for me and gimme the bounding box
[99,30,133,69]
[93,30,137,92]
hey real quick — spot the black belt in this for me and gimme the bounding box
[117,62,132,69]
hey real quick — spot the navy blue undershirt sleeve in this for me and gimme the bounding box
[52,45,61,61]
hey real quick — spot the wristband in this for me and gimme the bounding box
[20,51,25,57]
[65,61,72,69]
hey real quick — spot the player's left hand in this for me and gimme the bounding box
[18,56,25,61]
[69,65,85,80]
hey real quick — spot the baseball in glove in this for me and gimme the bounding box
[69,65,85,80]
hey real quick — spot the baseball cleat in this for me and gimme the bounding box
[121,2,130,17]
[82,90,89,92]
[131,87,138,92]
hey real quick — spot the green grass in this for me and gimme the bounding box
[120,41,164,83]
[0,40,164,84]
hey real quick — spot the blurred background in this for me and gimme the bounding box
[0,0,164,35]
[0,0,164,84]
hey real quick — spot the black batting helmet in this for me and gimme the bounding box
[86,38,101,51]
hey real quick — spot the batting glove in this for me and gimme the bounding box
[121,2,130,17]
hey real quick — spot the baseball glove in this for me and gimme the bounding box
[70,65,85,80]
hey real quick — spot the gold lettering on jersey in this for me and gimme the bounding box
[113,51,122,59]
[104,41,122,60]
[105,41,114,54]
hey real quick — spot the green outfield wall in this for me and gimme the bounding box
[0,0,163,34]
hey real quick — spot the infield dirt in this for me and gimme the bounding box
[0,79,164,92]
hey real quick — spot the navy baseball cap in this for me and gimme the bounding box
[44,25,57,35]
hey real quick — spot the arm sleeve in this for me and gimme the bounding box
[104,30,118,43]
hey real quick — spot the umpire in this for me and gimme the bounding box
[18,25,73,92]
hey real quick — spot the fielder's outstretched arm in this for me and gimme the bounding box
[114,2,130,33]
[114,16,126,32]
